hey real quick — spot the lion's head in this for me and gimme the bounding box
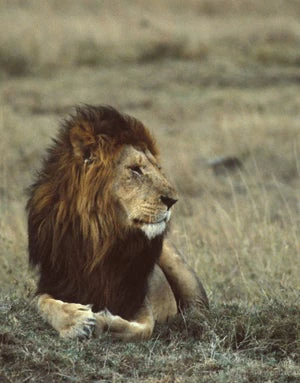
[27,105,178,316]
[113,144,177,239]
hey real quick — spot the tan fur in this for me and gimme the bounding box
[27,105,208,340]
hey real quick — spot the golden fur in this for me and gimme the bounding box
[27,105,208,340]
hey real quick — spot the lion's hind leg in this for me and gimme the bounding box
[37,294,96,338]
[158,241,209,311]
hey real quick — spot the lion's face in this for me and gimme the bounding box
[113,145,178,239]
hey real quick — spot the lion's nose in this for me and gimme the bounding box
[160,196,178,209]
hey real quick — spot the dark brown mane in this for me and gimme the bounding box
[66,105,158,156]
[27,105,162,318]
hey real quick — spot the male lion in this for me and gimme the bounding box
[27,105,208,340]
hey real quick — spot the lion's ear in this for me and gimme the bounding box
[69,125,96,160]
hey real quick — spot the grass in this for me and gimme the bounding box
[1,0,300,381]
[1,0,300,76]
[1,295,299,382]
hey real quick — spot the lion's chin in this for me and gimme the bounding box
[133,211,171,240]
[141,221,167,240]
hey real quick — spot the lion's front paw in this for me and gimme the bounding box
[56,303,96,339]
[37,295,97,339]
[94,310,152,341]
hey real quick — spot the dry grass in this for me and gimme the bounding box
[1,0,300,75]
[1,295,299,382]
[1,0,300,382]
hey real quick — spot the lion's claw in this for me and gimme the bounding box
[81,324,94,338]
[76,316,96,339]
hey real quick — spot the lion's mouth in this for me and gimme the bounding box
[133,218,164,225]
[133,211,171,226]
[132,211,171,240]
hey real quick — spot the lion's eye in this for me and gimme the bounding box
[130,165,143,177]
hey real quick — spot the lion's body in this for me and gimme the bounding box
[27,105,208,340]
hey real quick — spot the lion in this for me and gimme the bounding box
[27,105,208,340]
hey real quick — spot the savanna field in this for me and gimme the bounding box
[0,1,299,382]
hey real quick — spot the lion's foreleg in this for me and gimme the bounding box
[95,301,155,341]
[37,294,96,338]
[147,264,177,323]
[94,265,178,340]
[158,241,209,311]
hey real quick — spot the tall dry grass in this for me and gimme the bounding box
[1,0,300,75]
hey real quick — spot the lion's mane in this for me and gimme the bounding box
[27,105,163,319]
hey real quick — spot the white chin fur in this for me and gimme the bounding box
[141,221,166,240]
[141,211,171,240]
